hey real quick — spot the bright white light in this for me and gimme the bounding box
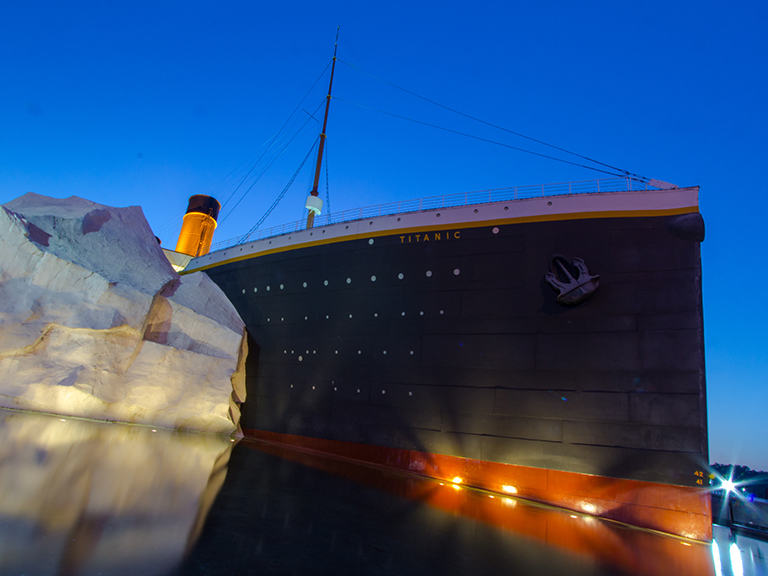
[502,485,517,494]
[730,542,743,576]
[722,479,736,493]
[452,477,463,484]
[712,541,722,576]
[582,502,596,513]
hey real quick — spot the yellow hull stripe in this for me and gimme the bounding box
[185,205,699,273]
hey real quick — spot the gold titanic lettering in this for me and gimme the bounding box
[399,230,462,243]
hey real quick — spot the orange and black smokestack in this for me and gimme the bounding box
[175,195,221,257]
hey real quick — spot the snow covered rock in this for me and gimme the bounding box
[0,193,247,434]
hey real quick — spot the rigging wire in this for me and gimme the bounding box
[218,98,326,225]
[337,59,647,181]
[333,97,628,178]
[218,60,332,213]
[239,137,320,242]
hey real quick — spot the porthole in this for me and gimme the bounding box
[474,209,478,213]
[346,277,351,284]
[369,221,373,225]
[349,314,353,318]
[371,275,376,282]
[409,391,413,396]
[322,230,326,234]
[334,387,337,391]
[504,206,509,211]
[241,289,245,294]
[440,310,445,315]
[253,287,258,292]
[374,312,378,318]
[267,318,270,322]
[426,270,432,277]
[357,388,360,393]
[436,213,441,218]
[345,226,349,229]
[326,315,330,319]
[280,284,284,289]
[381,390,386,394]
[410,350,414,355]
[310,232,313,236]
[397,217,401,222]
[453,269,460,276]
[324,280,329,286]
[419,311,424,316]
[383,350,387,355]
[398,273,404,280]
[304,316,308,320]
[266,286,271,291]
[312,385,315,390]
[368,239,374,245]
[281,317,284,321]
[401,312,406,316]
[335,350,338,354]
[492,227,500,235]
[547,201,552,206]
[298,356,303,361]
[303,282,308,288]
[358,350,361,354]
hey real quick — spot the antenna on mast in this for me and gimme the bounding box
[306,26,340,229]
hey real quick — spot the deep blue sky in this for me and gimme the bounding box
[2,2,766,470]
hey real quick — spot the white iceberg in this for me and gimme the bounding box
[0,193,246,434]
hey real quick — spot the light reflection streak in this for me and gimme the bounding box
[0,408,234,575]
[246,438,717,576]
[729,542,744,576]
[712,540,722,576]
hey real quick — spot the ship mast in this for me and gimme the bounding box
[305,27,339,229]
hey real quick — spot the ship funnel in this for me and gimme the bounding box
[175,195,221,258]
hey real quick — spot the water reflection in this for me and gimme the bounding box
[712,525,768,576]
[0,408,234,576]
[176,439,719,576]
[4,408,763,576]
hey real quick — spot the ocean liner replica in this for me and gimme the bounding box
[177,39,710,540]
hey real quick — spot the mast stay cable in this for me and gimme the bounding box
[218,59,332,216]
[333,97,627,179]
[239,136,320,243]
[337,59,648,182]
[218,98,326,225]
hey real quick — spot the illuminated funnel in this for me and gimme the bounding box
[175,195,221,257]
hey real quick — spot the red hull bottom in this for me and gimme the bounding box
[244,428,712,541]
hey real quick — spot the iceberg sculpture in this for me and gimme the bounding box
[0,193,246,434]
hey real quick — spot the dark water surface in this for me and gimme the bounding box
[0,409,762,576]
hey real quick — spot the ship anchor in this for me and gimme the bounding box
[545,255,600,306]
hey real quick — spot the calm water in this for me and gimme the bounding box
[0,408,763,576]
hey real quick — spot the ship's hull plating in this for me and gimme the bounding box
[190,187,710,539]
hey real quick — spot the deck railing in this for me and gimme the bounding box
[211,177,654,251]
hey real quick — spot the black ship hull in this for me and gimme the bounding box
[187,185,710,539]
